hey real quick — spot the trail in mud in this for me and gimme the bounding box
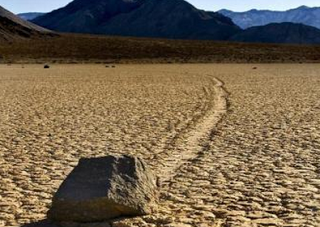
[115,76,229,227]
[155,77,228,182]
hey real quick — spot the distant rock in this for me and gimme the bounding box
[18,12,45,21]
[48,155,158,222]
[32,0,240,40]
[230,22,320,44]
[219,6,320,29]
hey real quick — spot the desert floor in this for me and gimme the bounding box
[0,64,319,227]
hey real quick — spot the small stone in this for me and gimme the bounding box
[211,208,229,218]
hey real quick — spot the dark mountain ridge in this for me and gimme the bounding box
[7,1,320,45]
[230,22,320,44]
[33,0,240,40]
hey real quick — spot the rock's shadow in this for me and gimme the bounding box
[21,220,59,227]
[21,217,131,227]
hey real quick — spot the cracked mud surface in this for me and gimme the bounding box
[0,64,215,226]
[0,64,319,227]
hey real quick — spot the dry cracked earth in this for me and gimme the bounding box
[0,64,319,227]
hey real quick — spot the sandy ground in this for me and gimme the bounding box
[0,64,319,227]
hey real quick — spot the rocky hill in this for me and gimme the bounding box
[230,22,320,44]
[0,6,52,41]
[32,0,240,40]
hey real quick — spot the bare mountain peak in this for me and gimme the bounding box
[33,0,240,40]
[219,5,320,29]
[296,5,310,10]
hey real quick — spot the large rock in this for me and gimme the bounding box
[48,155,158,222]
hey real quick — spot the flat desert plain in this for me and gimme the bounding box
[0,64,319,227]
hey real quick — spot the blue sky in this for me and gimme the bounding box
[0,0,319,14]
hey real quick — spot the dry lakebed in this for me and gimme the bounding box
[0,64,319,227]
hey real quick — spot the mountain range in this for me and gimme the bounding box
[31,0,320,44]
[32,0,241,40]
[18,12,45,21]
[219,6,320,29]
[2,1,320,45]
[0,6,52,42]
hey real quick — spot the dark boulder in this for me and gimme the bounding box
[48,155,158,222]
